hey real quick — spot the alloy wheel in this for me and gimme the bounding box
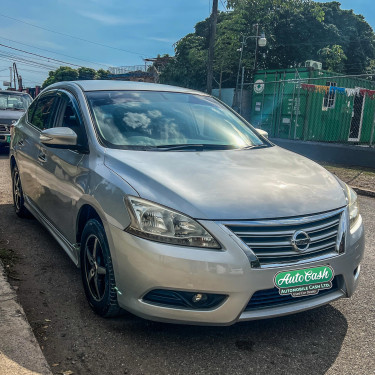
[84,234,107,302]
[13,169,22,211]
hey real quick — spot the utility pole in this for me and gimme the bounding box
[253,23,260,71]
[9,66,12,89]
[206,0,218,94]
[234,34,247,110]
[234,27,266,111]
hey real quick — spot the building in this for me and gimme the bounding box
[108,57,173,83]
[108,65,155,83]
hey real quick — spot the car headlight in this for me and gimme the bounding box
[345,184,359,229]
[125,196,221,249]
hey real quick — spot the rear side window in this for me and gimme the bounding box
[30,95,58,130]
[27,99,38,122]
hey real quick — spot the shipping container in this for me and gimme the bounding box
[250,68,375,144]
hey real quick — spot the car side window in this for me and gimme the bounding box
[26,99,38,122]
[56,92,86,146]
[30,95,58,130]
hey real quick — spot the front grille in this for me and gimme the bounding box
[225,209,343,266]
[245,276,340,311]
[0,124,9,132]
[0,118,15,126]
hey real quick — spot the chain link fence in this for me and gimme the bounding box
[248,69,375,146]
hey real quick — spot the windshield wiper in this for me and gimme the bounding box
[241,144,270,150]
[154,144,238,151]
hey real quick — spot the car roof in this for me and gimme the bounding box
[47,80,208,96]
[0,90,30,96]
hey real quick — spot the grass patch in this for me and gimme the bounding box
[320,163,375,175]
[319,163,375,190]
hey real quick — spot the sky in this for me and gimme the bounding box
[0,0,374,89]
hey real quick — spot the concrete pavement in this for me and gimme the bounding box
[0,250,52,374]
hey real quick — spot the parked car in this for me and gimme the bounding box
[9,81,364,325]
[0,90,32,151]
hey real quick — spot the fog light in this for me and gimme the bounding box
[143,289,227,309]
[192,293,207,303]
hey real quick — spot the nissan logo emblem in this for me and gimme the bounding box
[291,230,311,251]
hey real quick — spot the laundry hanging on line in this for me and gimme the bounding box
[300,83,375,99]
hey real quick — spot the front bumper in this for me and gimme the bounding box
[106,214,364,325]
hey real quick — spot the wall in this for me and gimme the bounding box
[271,138,375,168]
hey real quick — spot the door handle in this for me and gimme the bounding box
[38,151,47,163]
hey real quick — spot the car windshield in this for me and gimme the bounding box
[0,92,32,111]
[86,90,268,150]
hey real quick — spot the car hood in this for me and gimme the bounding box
[104,146,347,220]
[0,110,25,122]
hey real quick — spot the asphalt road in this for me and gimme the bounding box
[0,152,374,375]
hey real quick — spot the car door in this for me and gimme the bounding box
[35,90,89,244]
[15,92,59,207]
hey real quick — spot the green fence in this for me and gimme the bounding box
[249,68,375,146]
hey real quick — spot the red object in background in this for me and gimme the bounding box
[25,86,41,98]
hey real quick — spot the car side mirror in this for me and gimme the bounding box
[40,127,77,148]
[255,128,268,139]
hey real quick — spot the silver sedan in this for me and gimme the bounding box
[9,81,364,325]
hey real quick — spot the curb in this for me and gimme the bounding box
[351,186,375,198]
[0,261,52,375]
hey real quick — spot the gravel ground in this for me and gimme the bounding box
[0,152,374,375]
[321,163,375,191]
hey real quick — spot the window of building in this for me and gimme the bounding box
[323,81,337,109]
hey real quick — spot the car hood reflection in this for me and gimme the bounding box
[104,146,346,220]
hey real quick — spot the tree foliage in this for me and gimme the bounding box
[42,66,78,88]
[159,34,207,89]
[160,0,375,90]
[78,67,97,80]
[42,66,111,88]
[318,44,347,72]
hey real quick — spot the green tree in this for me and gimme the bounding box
[96,69,111,80]
[160,0,375,90]
[42,67,112,88]
[42,66,78,88]
[318,44,347,72]
[213,12,246,95]
[159,34,207,90]
[78,67,97,80]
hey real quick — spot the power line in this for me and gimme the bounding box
[0,57,58,73]
[0,51,60,70]
[244,73,375,86]
[219,0,227,10]
[0,12,147,57]
[0,56,57,71]
[0,43,83,67]
[0,36,109,68]
[10,67,52,74]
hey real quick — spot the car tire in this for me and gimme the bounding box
[80,219,123,318]
[12,165,30,218]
